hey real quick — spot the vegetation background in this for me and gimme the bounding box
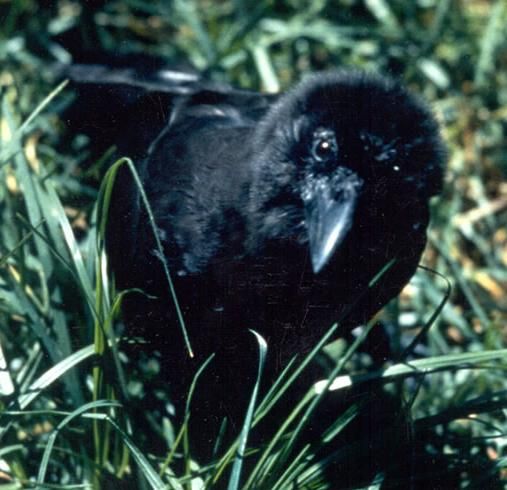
[0,0,506,488]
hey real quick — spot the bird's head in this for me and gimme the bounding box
[250,71,446,273]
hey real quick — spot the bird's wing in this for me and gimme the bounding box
[63,59,276,285]
[62,60,276,155]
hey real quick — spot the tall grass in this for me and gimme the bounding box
[0,0,506,488]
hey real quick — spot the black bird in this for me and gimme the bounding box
[64,58,446,468]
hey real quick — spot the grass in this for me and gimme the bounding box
[1,0,507,488]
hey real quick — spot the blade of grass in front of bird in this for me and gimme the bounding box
[91,288,134,470]
[258,321,375,488]
[253,326,338,423]
[238,349,335,487]
[321,403,360,445]
[183,354,215,479]
[98,158,193,357]
[236,389,314,489]
[93,174,117,413]
[277,404,361,490]
[210,418,230,465]
[95,161,154,473]
[93,167,116,443]
[276,449,329,490]
[269,444,312,490]
[98,289,139,400]
[85,205,100,288]
[254,258,397,424]
[95,158,122,245]
[318,349,507,396]
[245,260,398,486]
[253,355,298,419]
[415,389,507,433]
[227,330,267,490]
[158,353,215,478]
[96,161,158,471]
[257,320,377,489]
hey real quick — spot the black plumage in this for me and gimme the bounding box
[64,59,446,467]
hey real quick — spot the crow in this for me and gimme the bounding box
[63,58,446,473]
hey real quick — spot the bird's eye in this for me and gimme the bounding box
[311,129,337,162]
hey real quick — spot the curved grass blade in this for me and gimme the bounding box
[256,320,376,489]
[0,344,97,443]
[103,415,180,490]
[399,265,452,360]
[3,95,81,403]
[273,404,360,490]
[159,353,215,477]
[222,259,398,487]
[227,330,267,490]
[97,157,193,358]
[316,348,507,395]
[16,344,96,411]
[0,80,68,163]
[15,214,98,321]
[253,259,397,424]
[36,400,122,486]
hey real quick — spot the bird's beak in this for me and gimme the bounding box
[302,169,363,274]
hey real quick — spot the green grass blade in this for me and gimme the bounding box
[15,80,68,139]
[227,330,267,490]
[36,400,122,486]
[17,344,96,410]
[400,265,452,360]
[97,158,193,357]
[159,353,214,478]
[260,321,376,488]
[104,415,179,490]
[318,349,507,395]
